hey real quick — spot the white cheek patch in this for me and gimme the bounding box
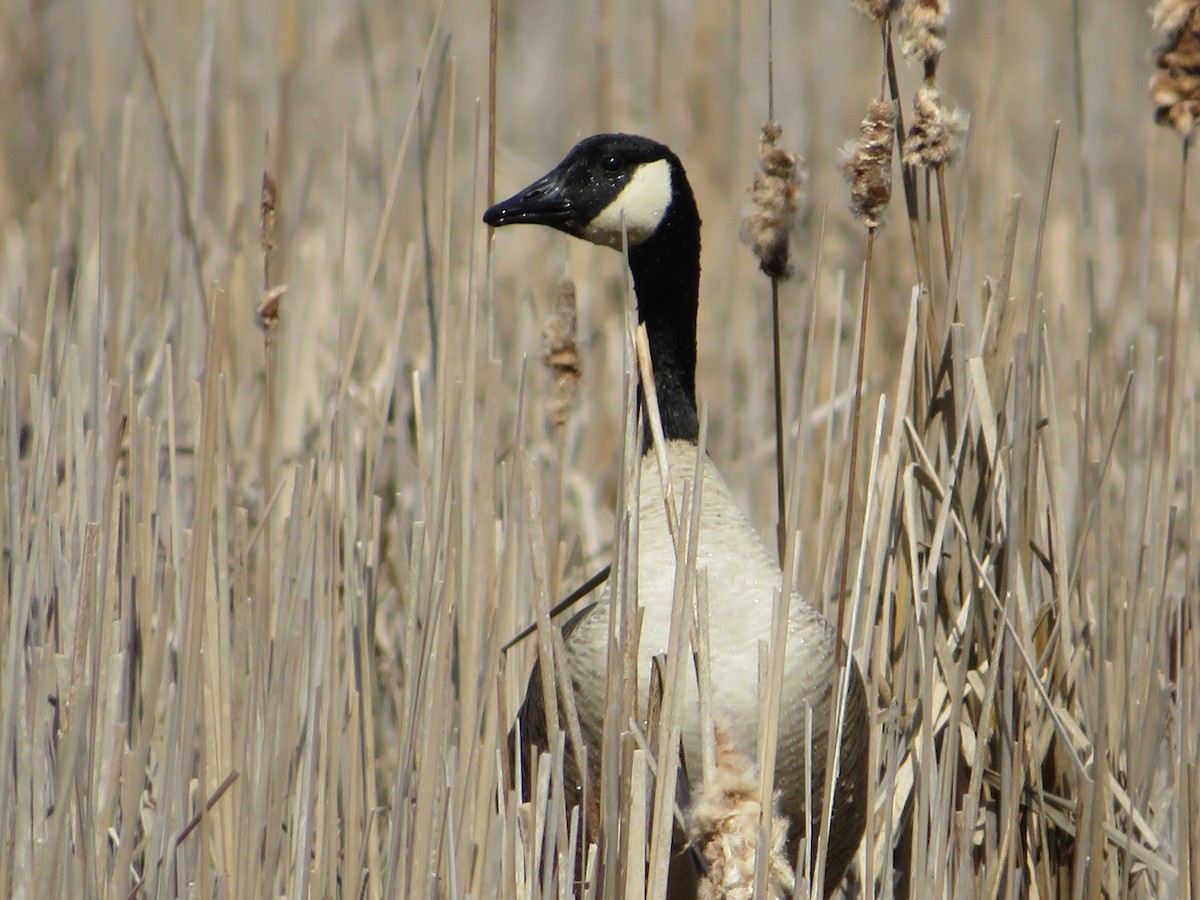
[583,158,672,249]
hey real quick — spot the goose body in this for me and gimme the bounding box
[486,134,868,897]
[567,442,848,814]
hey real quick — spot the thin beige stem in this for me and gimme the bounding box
[1164,134,1190,473]
[261,330,274,607]
[487,0,498,213]
[548,423,566,603]
[936,164,953,277]
[835,227,874,667]
[884,20,928,291]
[131,0,209,326]
[772,277,787,560]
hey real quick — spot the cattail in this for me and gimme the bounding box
[1150,5,1200,134]
[691,727,796,900]
[903,83,966,168]
[1154,0,1199,33]
[258,171,285,329]
[898,0,949,65]
[841,99,896,229]
[741,122,806,280]
[851,0,897,22]
[543,278,581,427]
[260,171,277,257]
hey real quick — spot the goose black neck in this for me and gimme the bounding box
[628,186,701,451]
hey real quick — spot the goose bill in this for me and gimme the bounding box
[483,170,576,230]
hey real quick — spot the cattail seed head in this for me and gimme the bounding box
[741,122,807,280]
[903,84,966,168]
[852,0,897,22]
[258,170,284,330]
[691,727,796,900]
[1154,0,1199,33]
[898,0,949,64]
[260,171,277,254]
[841,99,896,229]
[1151,6,1200,134]
[543,278,581,428]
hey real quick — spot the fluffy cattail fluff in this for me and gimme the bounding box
[1154,0,1199,33]
[898,0,949,64]
[852,0,897,22]
[903,84,966,168]
[1150,4,1200,134]
[543,278,581,427]
[741,122,806,279]
[841,99,896,229]
[691,727,796,900]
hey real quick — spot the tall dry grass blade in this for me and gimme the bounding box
[130,0,208,328]
[1164,136,1190,474]
[1069,0,1100,322]
[1025,124,1060,338]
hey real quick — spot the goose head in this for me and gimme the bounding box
[485,134,703,445]
[484,133,696,251]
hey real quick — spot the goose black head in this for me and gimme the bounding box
[484,134,693,250]
[487,133,702,445]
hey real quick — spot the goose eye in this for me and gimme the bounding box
[601,154,623,173]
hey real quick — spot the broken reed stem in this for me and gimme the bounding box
[1165,134,1190,471]
[835,228,875,667]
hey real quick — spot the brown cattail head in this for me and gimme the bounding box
[841,99,896,229]
[741,122,807,280]
[903,84,966,168]
[258,170,283,330]
[543,278,581,428]
[852,0,897,22]
[691,727,796,900]
[260,171,278,255]
[1151,6,1200,134]
[898,0,949,65]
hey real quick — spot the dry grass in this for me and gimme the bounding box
[0,1,1195,898]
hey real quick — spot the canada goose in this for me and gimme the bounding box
[485,134,868,897]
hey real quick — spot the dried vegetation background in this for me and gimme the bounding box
[0,0,1196,897]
